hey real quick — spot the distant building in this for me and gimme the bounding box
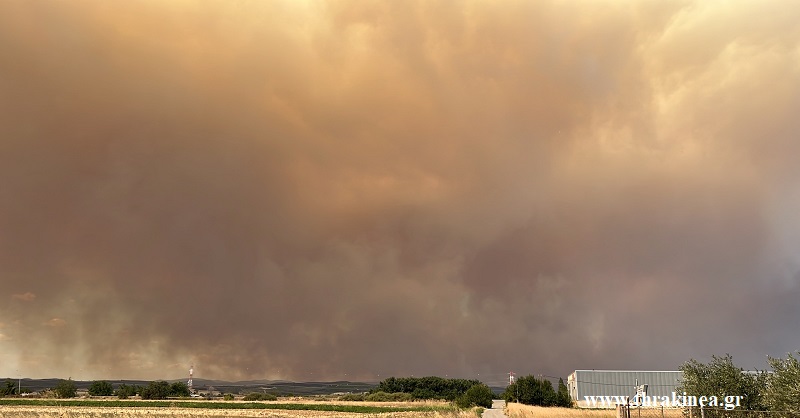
[568,370,682,408]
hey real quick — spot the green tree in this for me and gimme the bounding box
[55,379,77,398]
[169,381,191,397]
[503,375,557,406]
[115,383,132,399]
[88,380,114,396]
[556,378,571,407]
[114,383,140,399]
[456,384,494,408]
[140,380,171,400]
[411,388,437,400]
[677,354,767,414]
[765,352,800,414]
[0,379,17,396]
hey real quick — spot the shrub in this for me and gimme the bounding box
[88,380,114,396]
[243,392,278,401]
[365,391,413,402]
[397,392,413,401]
[223,393,234,401]
[339,393,366,401]
[38,389,57,398]
[115,383,138,399]
[55,379,77,398]
[366,391,391,402]
[0,380,17,396]
[456,384,493,408]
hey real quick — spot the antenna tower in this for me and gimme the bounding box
[189,365,194,391]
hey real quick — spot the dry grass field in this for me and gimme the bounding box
[0,400,475,418]
[506,403,685,418]
[275,399,452,408]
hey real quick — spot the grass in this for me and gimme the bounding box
[0,400,476,418]
[506,402,686,418]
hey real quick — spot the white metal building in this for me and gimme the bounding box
[568,370,683,408]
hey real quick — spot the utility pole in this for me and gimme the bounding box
[509,372,517,401]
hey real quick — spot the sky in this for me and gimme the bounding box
[1,0,800,384]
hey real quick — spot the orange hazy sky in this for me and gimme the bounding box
[1,1,800,383]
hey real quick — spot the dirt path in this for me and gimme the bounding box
[482,399,509,418]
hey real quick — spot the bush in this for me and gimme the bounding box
[38,389,57,398]
[223,393,234,401]
[88,380,114,396]
[55,379,77,398]
[365,391,413,402]
[365,391,391,402]
[115,383,138,399]
[140,381,171,400]
[0,380,17,396]
[243,392,278,401]
[339,393,366,401]
[393,392,413,401]
[456,384,493,408]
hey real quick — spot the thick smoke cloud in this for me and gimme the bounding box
[1,1,800,382]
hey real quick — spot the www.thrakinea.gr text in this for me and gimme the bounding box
[584,393,744,410]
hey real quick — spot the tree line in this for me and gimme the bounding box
[0,379,192,399]
[370,376,493,408]
[501,375,571,407]
[94,379,191,399]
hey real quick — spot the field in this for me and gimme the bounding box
[0,399,473,418]
[506,403,685,418]
[0,398,696,418]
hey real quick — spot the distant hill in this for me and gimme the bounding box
[0,378,376,396]
[195,380,377,396]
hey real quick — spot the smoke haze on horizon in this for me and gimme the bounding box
[2,1,800,383]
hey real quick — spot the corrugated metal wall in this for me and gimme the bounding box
[570,370,683,399]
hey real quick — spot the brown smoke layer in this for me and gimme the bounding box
[1,1,799,381]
